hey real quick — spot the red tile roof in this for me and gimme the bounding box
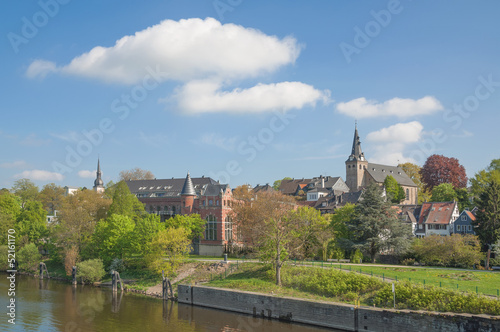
[465,210,476,221]
[418,201,457,225]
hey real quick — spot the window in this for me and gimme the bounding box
[209,199,213,206]
[457,225,461,231]
[461,215,466,221]
[216,200,219,206]
[206,215,217,240]
[406,189,409,200]
[359,165,362,169]
[468,225,472,231]
[224,216,233,241]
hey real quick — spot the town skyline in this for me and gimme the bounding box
[2,1,499,189]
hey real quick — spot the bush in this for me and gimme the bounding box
[401,258,415,266]
[351,249,363,264]
[64,246,79,276]
[76,259,106,283]
[18,243,41,272]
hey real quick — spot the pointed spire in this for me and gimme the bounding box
[93,157,104,192]
[181,172,196,196]
[349,123,365,161]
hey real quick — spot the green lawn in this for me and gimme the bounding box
[307,262,500,297]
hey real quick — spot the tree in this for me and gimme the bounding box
[473,181,500,269]
[108,181,145,219]
[0,192,21,245]
[232,184,253,201]
[144,227,191,277]
[288,206,332,260]
[330,203,356,253]
[12,178,39,209]
[104,180,116,199]
[39,183,65,214]
[232,191,297,285]
[164,214,206,240]
[430,183,458,202]
[455,187,472,211]
[17,243,41,272]
[398,162,430,204]
[420,154,467,191]
[347,183,411,263]
[272,177,292,191]
[92,214,136,265]
[133,214,162,254]
[119,168,155,181]
[470,159,500,196]
[54,190,111,257]
[383,175,405,203]
[16,201,47,245]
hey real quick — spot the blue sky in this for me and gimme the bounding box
[1,0,499,190]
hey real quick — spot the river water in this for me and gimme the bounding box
[0,274,335,331]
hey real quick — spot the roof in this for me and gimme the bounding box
[181,173,196,196]
[347,124,365,161]
[418,201,457,225]
[127,176,217,197]
[253,184,274,193]
[464,210,476,221]
[366,163,417,187]
[279,179,311,195]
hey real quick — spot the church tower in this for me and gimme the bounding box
[181,172,196,215]
[345,124,368,192]
[93,158,105,193]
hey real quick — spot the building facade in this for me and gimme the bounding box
[126,173,236,256]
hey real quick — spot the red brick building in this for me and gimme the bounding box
[126,173,236,256]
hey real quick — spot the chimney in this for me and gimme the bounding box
[321,177,325,188]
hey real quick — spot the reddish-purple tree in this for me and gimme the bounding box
[420,154,468,191]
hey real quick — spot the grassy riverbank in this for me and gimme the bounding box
[206,263,500,316]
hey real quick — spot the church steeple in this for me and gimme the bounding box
[345,124,368,192]
[348,122,365,162]
[93,158,104,193]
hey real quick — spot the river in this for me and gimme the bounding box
[0,274,336,331]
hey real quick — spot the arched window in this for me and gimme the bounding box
[406,188,409,200]
[206,215,217,240]
[209,199,213,206]
[224,216,233,241]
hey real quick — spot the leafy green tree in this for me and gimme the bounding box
[16,201,47,245]
[0,192,21,245]
[164,214,206,240]
[39,183,65,214]
[455,187,472,211]
[272,177,292,191]
[17,243,41,272]
[330,203,356,254]
[108,181,145,219]
[133,214,162,253]
[92,214,135,265]
[145,227,191,277]
[470,159,500,196]
[473,181,500,268]
[430,183,458,202]
[104,180,116,199]
[347,183,411,263]
[384,175,405,203]
[288,206,331,260]
[12,178,39,209]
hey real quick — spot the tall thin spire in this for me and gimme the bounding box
[349,123,365,161]
[93,157,104,192]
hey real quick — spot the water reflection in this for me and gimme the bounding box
[0,274,334,332]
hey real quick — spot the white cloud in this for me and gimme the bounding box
[194,133,238,152]
[0,160,29,169]
[19,134,51,147]
[14,170,64,181]
[78,170,95,179]
[26,60,57,79]
[366,121,423,143]
[174,80,330,114]
[366,122,424,165]
[336,96,443,119]
[27,18,301,84]
[50,131,80,142]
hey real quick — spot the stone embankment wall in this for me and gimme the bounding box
[178,285,500,332]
